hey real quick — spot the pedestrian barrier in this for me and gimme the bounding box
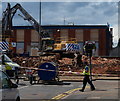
[18,66,119,85]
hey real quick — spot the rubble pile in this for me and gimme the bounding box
[12,56,56,68]
[12,56,120,74]
[92,57,120,74]
[58,58,73,65]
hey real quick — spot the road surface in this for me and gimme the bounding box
[16,79,119,100]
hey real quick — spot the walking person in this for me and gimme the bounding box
[79,62,95,92]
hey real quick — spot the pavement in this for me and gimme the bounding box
[59,75,120,82]
[16,79,119,100]
[17,72,120,83]
[52,80,119,100]
[58,71,120,81]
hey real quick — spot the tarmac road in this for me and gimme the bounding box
[17,79,119,100]
[61,80,119,100]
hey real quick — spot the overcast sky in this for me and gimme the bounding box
[1,0,120,47]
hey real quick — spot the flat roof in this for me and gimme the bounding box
[12,25,109,30]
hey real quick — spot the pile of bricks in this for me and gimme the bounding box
[92,57,120,74]
[12,56,120,74]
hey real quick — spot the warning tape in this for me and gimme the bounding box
[21,67,56,72]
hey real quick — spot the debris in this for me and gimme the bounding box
[12,56,120,74]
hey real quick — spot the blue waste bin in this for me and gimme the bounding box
[38,62,57,81]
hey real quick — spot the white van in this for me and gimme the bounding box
[0,69,20,101]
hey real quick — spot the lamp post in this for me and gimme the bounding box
[39,0,42,51]
[89,53,92,81]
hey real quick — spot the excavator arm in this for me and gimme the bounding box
[2,3,54,52]
[2,3,12,35]
[11,3,50,38]
[2,3,50,38]
[12,4,39,32]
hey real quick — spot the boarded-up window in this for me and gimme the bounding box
[17,30,24,42]
[31,30,39,42]
[90,29,99,41]
[75,30,83,42]
[60,29,68,41]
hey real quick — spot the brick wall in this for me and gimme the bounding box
[68,29,75,41]
[83,29,90,42]
[24,29,31,52]
[53,29,60,41]
[13,26,112,56]
[99,29,106,56]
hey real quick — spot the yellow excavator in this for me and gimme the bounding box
[53,37,80,58]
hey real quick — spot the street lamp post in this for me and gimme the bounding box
[39,0,42,51]
[89,53,92,81]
